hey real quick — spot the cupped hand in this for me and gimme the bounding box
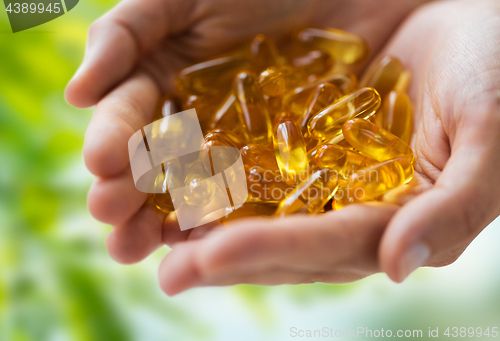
[69,0,428,264]
[157,0,500,295]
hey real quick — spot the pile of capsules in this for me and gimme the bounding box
[151,27,414,223]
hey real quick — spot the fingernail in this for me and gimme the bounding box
[399,242,430,281]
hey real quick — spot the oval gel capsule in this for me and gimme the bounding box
[275,168,339,216]
[342,118,414,162]
[307,88,381,141]
[334,157,413,208]
[274,121,308,185]
[234,71,273,146]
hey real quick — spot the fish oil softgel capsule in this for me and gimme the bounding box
[275,168,339,216]
[342,118,414,162]
[293,28,369,64]
[273,121,308,185]
[376,90,413,144]
[149,30,416,221]
[360,55,404,100]
[334,157,413,209]
[307,88,381,142]
[234,71,273,146]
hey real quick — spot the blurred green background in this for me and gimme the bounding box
[0,1,499,340]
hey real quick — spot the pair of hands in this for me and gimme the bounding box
[66,0,500,295]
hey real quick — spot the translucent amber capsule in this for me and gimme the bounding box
[176,54,251,97]
[290,50,333,78]
[248,34,282,70]
[208,93,239,132]
[258,66,302,97]
[308,144,347,173]
[183,162,216,207]
[240,144,279,170]
[274,121,308,185]
[294,28,369,64]
[212,129,245,148]
[307,88,381,141]
[247,166,293,203]
[375,90,413,144]
[152,97,178,121]
[275,169,339,216]
[201,130,241,174]
[360,55,404,100]
[182,94,221,133]
[233,71,273,146]
[153,159,183,213]
[319,72,358,95]
[300,82,341,129]
[334,157,413,209]
[220,202,278,224]
[342,118,414,162]
[342,150,378,177]
[272,111,296,129]
[266,95,283,115]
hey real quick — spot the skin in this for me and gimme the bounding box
[66,0,500,296]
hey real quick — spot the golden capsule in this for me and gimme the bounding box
[360,55,404,100]
[233,71,273,146]
[282,71,355,118]
[248,34,282,71]
[274,121,308,185]
[319,72,358,95]
[275,168,339,216]
[152,96,178,121]
[183,162,216,207]
[201,130,241,174]
[334,157,413,208]
[182,94,221,133]
[290,50,333,79]
[342,150,379,177]
[241,144,279,171]
[272,111,296,129]
[375,90,413,144]
[300,82,341,129]
[220,202,278,224]
[307,88,381,141]
[153,159,184,213]
[294,27,369,64]
[258,65,303,97]
[342,118,414,162]
[266,95,283,116]
[176,54,251,97]
[208,93,240,132]
[246,165,293,203]
[308,143,347,173]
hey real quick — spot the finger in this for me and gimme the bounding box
[65,0,196,107]
[380,94,500,282]
[83,71,160,177]
[106,202,165,264]
[158,203,398,295]
[87,168,147,226]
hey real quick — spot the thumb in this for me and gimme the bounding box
[380,95,500,282]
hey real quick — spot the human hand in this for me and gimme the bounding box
[157,0,500,295]
[67,0,429,264]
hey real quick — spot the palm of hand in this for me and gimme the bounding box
[66,0,500,295]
